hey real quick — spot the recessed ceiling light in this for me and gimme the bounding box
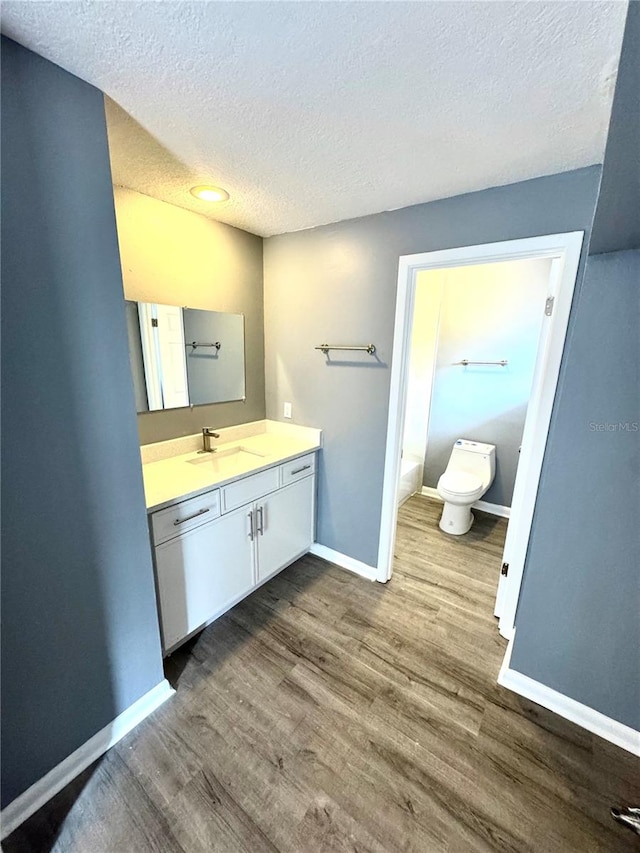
[189,185,230,202]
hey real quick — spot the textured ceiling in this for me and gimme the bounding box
[1,1,628,237]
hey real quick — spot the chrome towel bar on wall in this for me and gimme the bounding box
[186,341,221,351]
[459,359,508,366]
[315,344,377,355]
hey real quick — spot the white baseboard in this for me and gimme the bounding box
[0,679,174,839]
[420,486,511,519]
[309,543,378,582]
[474,499,511,519]
[498,638,640,757]
[420,486,442,501]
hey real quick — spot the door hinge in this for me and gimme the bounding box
[151,318,158,327]
[501,562,509,577]
[544,296,555,317]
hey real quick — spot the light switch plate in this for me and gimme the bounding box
[283,402,292,419]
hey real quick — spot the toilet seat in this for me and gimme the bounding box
[438,470,483,498]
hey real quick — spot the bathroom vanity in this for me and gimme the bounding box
[141,421,321,654]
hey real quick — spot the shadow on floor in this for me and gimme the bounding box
[3,759,105,853]
[163,553,358,693]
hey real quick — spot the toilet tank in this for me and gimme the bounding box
[448,439,496,488]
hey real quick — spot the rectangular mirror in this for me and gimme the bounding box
[125,300,246,413]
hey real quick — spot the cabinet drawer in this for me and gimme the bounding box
[280,453,316,486]
[151,489,220,545]
[221,467,280,513]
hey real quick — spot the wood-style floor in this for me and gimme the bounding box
[6,496,639,852]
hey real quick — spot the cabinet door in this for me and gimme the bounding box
[155,506,255,652]
[256,476,314,583]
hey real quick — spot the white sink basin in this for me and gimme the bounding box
[186,445,268,466]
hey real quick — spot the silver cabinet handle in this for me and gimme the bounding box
[291,464,311,475]
[248,510,255,541]
[173,507,210,526]
[257,505,264,536]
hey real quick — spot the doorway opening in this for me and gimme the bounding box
[377,233,584,640]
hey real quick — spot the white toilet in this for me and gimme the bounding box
[437,439,496,535]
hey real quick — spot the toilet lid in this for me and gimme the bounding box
[439,471,483,495]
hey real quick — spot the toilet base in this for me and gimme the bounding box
[439,501,474,535]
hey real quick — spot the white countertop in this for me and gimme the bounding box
[141,420,322,512]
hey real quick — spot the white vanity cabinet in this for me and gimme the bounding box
[155,505,255,652]
[151,453,316,653]
[252,476,314,583]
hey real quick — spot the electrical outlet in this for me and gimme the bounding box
[283,402,292,419]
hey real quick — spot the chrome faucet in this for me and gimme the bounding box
[201,428,220,453]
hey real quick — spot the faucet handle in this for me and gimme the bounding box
[202,428,220,438]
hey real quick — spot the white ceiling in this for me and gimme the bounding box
[1,1,628,237]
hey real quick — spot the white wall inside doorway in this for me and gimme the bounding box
[400,259,552,509]
[401,270,444,464]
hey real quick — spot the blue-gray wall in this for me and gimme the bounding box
[510,251,639,729]
[1,38,164,807]
[264,168,600,566]
[510,4,639,731]
[589,2,639,256]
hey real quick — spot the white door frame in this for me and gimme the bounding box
[376,232,584,639]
